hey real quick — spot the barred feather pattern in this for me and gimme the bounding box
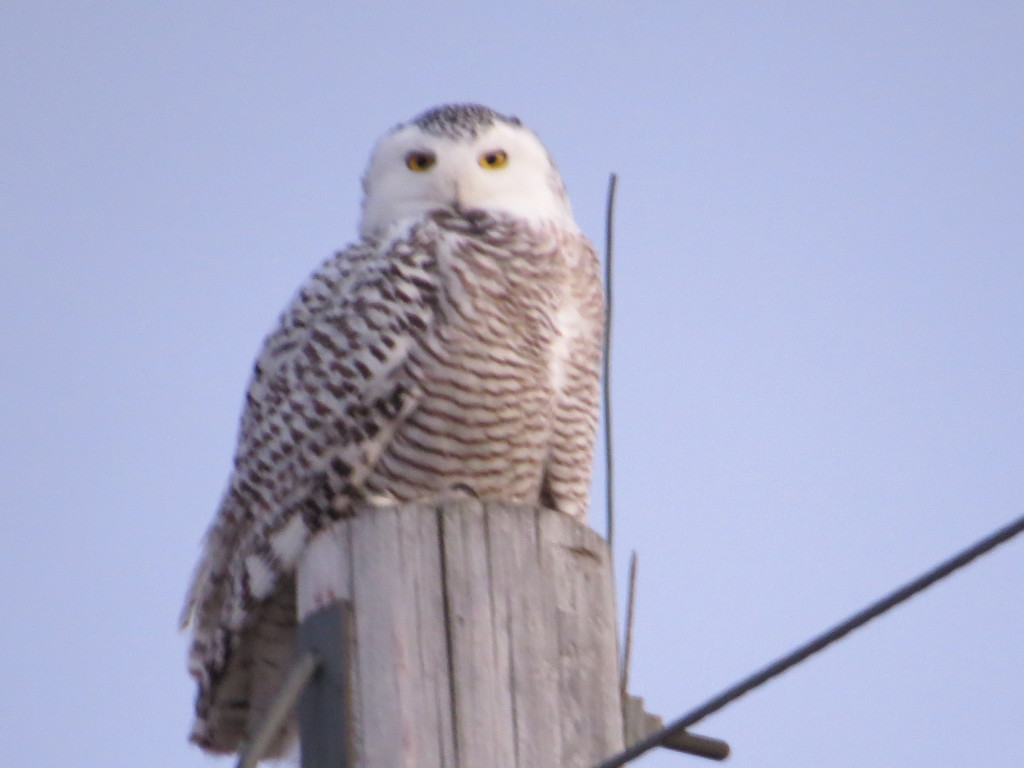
[181,207,604,755]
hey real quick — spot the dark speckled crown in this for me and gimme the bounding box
[409,103,522,139]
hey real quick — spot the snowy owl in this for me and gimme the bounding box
[180,103,605,756]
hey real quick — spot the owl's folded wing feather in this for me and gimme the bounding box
[181,235,440,754]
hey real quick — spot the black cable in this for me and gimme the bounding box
[593,512,1024,768]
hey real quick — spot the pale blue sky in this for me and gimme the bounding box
[2,3,1022,767]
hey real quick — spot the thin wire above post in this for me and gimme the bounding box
[603,173,618,553]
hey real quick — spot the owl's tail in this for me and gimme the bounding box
[181,499,301,757]
[187,575,299,756]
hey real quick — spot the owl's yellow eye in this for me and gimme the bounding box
[405,151,436,172]
[478,149,508,169]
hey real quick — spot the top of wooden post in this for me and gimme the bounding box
[294,499,624,768]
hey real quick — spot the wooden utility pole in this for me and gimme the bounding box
[293,499,624,768]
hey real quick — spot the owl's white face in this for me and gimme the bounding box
[359,107,576,239]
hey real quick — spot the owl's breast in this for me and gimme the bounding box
[364,222,568,503]
[365,322,557,503]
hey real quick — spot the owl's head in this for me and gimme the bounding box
[359,104,576,239]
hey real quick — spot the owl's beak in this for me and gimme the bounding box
[445,181,487,228]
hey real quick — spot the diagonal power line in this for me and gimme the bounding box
[594,511,1024,768]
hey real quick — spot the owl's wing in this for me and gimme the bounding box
[240,238,432,507]
[181,235,441,753]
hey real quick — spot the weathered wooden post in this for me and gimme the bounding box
[293,499,624,768]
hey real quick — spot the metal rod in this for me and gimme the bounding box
[620,551,638,698]
[661,729,730,761]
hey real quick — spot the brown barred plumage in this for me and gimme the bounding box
[181,104,604,757]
